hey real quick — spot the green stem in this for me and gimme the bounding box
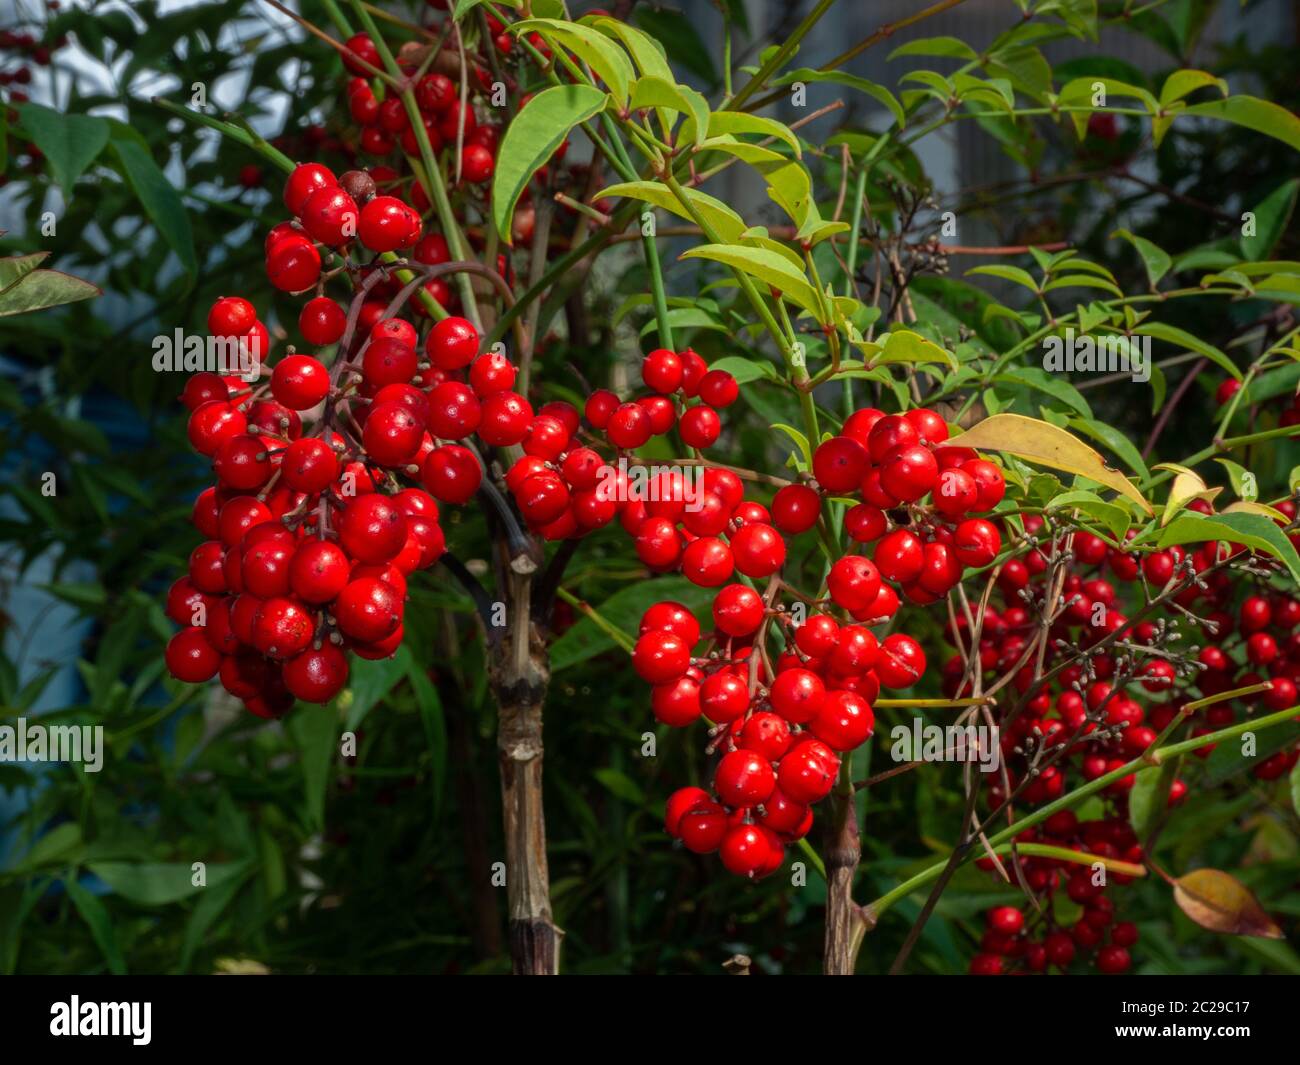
[727,0,837,110]
[641,208,674,350]
[556,588,635,652]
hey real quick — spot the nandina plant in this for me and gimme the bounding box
[152,0,1300,975]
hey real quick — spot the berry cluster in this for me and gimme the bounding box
[803,408,1007,604]
[342,34,499,186]
[957,507,1300,973]
[631,404,1017,878]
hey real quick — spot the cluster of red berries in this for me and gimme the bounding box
[969,899,1139,975]
[959,506,1300,973]
[341,34,498,185]
[797,407,1007,604]
[1217,375,1300,430]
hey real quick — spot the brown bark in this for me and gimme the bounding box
[822,785,863,975]
[489,566,563,974]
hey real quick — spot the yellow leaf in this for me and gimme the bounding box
[1222,500,1290,522]
[1158,465,1222,526]
[941,413,1154,515]
[1172,868,1283,939]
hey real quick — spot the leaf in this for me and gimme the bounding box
[1043,273,1123,297]
[593,767,645,804]
[405,658,448,827]
[888,36,979,61]
[1204,720,1300,786]
[599,180,745,243]
[968,263,1040,293]
[1157,464,1221,525]
[14,822,82,872]
[1183,96,1300,153]
[343,646,410,730]
[1159,511,1300,583]
[514,18,634,108]
[627,76,709,146]
[178,868,248,974]
[109,130,197,277]
[694,136,813,232]
[1129,757,1179,842]
[453,0,520,16]
[1069,416,1151,482]
[995,366,1092,416]
[867,329,957,370]
[703,111,801,157]
[773,69,905,128]
[704,355,779,384]
[493,84,607,243]
[1131,321,1238,380]
[289,705,337,831]
[1172,868,1283,939]
[88,861,246,906]
[552,577,713,671]
[1046,489,1131,539]
[942,413,1153,514]
[0,251,49,293]
[1111,228,1171,289]
[63,879,127,975]
[588,16,672,82]
[1158,68,1227,106]
[1241,179,1299,260]
[772,423,812,469]
[1290,756,1300,821]
[0,269,99,316]
[17,103,109,196]
[679,243,823,321]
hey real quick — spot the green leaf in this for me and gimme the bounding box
[1043,273,1123,297]
[1159,68,1227,107]
[627,76,709,146]
[593,767,645,805]
[405,657,448,827]
[0,269,99,316]
[178,868,249,973]
[493,84,608,244]
[1203,721,1300,786]
[1241,179,1299,260]
[1132,321,1239,380]
[887,36,978,61]
[17,103,109,196]
[773,68,905,128]
[13,822,82,873]
[968,263,1040,293]
[343,647,410,730]
[454,0,520,16]
[868,328,958,370]
[996,366,1092,417]
[703,111,801,157]
[1129,757,1179,842]
[1046,489,1130,540]
[1290,757,1300,821]
[772,423,812,469]
[552,577,712,671]
[289,705,338,831]
[63,879,126,975]
[109,130,197,277]
[1158,511,1300,584]
[1183,96,1300,153]
[705,355,779,384]
[88,861,247,906]
[0,252,49,293]
[514,19,634,108]
[1111,228,1171,289]
[694,136,813,231]
[588,16,672,81]
[679,243,822,321]
[599,179,746,243]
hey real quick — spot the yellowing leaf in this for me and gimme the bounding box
[942,413,1153,515]
[513,18,634,109]
[1222,500,1290,522]
[1172,868,1283,939]
[1155,463,1222,525]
